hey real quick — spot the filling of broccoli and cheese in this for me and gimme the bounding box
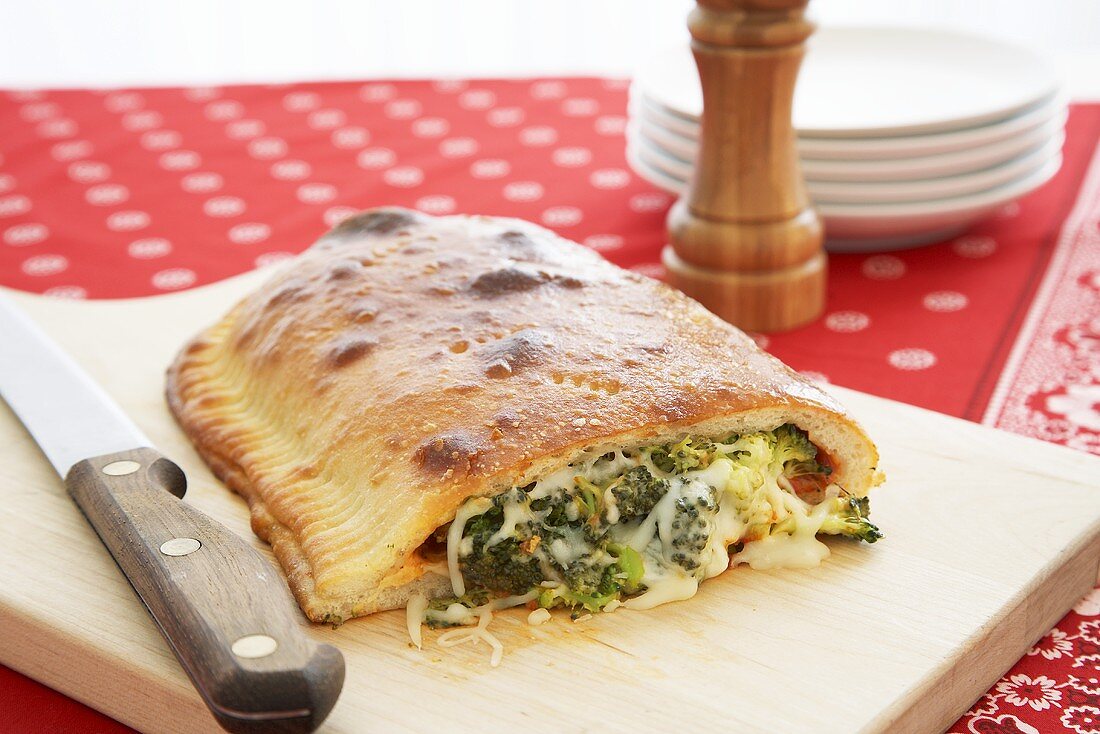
[410,424,880,662]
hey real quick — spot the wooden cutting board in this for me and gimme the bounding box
[2,271,1099,734]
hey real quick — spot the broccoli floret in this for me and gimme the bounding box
[772,423,832,478]
[649,437,716,474]
[668,482,719,571]
[460,537,545,595]
[819,494,882,543]
[531,494,569,527]
[561,559,606,596]
[543,544,646,613]
[611,466,669,520]
[459,497,545,595]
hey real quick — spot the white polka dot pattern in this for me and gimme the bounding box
[51,140,94,161]
[888,348,937,370]
[357,148,397,169]
[0,196,32,217]
[824,311,870,332]
[43,285,87,299]
[519,126,557,147]
[296,183,337,204]
[589,169,630,189]
[255,251,295,267]
[180,172,224,193]
[383,166,425,188]
[68,161,110,183]
[415,195,456,215]
[530,81,567,100]
[271,160,312,181]
[141,130,182,151]
[629,192,671,213]
[225,119,265,140]
[561,98,599,117]
[552,147,592,168]
[439,138,479,158]
[862,255,906,280]
[923,291,969,312]
[159,150,201,171]
[541,206,583,227]
[203,196,246,217]
[359,84,397,103]
[323,206,357,227]
[458,89,495,110]
[502,181,544,202]
[384,99,422,120]
[106,210,150,231]
[85,184,129,206]
[412,117,450,138]
[122,111,163,131]
[128,238,172,259]
[283,91,320,112]
[583,234,623,252]
[470,159,510,179]
[487,107,524,127]
[22,254,68,276]
[953,235,997,258]
[248,137,288,160]
[152,268,197,290]
[228,223,271,245]
[4,223,48,246]
[331,127,370,149]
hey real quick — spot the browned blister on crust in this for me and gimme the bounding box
[166,207,882,623]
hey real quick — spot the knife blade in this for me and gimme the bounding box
[0,295,345,734]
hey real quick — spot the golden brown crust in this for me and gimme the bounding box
[166,207,881,622]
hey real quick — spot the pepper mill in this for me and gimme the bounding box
[663,0,825,333]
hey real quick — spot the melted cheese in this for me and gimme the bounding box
[426,432,853,661]
[732,487,837,570]
[623,574,699,610]
[447,497,491,596]
[405,593,428,649]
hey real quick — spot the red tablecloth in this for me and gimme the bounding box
[0,80,1098,734]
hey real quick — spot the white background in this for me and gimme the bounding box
[0,0,1097,96]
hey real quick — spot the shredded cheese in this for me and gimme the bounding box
[446,497,491,596]
[405,593,428,650]
[527,608,552,625]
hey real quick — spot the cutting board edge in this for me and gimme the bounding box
[864,518,1100,734]
[0,596,216,734]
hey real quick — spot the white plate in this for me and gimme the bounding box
[633,91,1067,161]
[625,143,1062,251]
[636,27,1060,137]
[630,125,1065,205]
[633,110,1066,182]
[805,134,1063,204]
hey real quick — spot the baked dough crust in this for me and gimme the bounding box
[166,208,881,623]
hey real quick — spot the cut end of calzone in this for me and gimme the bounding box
[166,207,884,625]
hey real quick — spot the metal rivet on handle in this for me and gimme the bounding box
[159,537,201,557]
[102,460,141,476]
[232,634,278,659]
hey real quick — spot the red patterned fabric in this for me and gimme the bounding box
[0,79,1097,733]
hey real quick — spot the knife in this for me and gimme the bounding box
[0,295,345,734]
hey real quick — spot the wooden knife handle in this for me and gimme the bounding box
[65,447,345,734]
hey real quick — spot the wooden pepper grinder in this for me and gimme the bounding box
[663,0,825,333]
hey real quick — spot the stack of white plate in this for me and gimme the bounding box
[627,27,1066,251]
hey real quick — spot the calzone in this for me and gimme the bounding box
[167,207,884,626]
